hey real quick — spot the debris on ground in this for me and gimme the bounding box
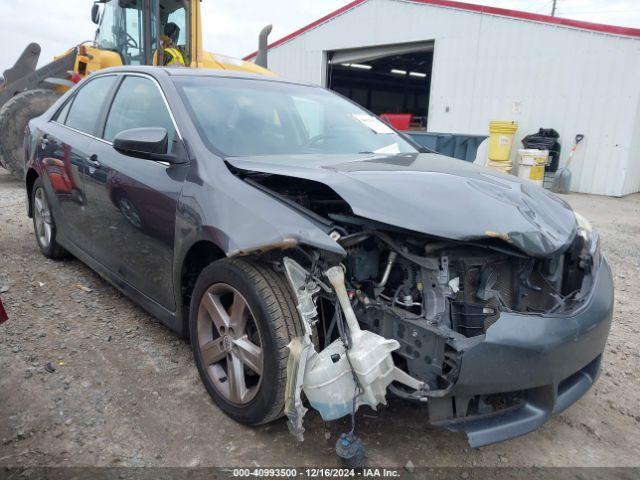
[404,460,415,473]
[73,284,93,293]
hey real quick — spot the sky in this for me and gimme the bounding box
[0,0,639,71]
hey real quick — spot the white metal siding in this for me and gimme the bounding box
[623,95,640,196]
[266,0,640,196]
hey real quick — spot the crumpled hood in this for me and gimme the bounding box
[227,153,578,257]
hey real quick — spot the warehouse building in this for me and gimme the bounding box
[245,0,640,196]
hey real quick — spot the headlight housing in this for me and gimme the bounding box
[574,211,600,270]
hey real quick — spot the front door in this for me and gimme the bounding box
[81,74,186,311]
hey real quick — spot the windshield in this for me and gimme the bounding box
[173,77,418,157]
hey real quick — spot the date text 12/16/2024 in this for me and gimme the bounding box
[232,468,402,478]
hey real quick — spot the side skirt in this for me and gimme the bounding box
[57,235,184,337]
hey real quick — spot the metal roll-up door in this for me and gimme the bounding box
[329,41,434,65]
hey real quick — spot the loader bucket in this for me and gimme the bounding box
[1,43,41,88]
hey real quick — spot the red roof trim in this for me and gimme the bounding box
[244,0,640,60]
[415,0,640,37]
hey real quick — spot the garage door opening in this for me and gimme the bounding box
[327,42,434,131]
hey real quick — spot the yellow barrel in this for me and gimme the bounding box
[488,121,518,162]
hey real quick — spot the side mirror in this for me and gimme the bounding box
[113,127,183,163]
[91,3,101,24]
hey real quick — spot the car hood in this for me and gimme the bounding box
[226,153,577,257]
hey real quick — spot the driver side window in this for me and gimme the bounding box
[103,76,176,148]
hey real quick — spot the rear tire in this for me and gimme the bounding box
[189,258,302,425]
[0,89,60,179]
[31,177,67,259]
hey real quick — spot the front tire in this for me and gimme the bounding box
[0,89,60,179]
[31,177,67,259]
[189,258,302,425]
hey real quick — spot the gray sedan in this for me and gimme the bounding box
[24,67,612,448]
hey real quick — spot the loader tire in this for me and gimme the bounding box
[0,89,60,179]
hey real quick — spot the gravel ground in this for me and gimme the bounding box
[1,167,639,468]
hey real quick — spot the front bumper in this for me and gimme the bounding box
[429,257,614,447]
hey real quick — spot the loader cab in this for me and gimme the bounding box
[93,0,191,66]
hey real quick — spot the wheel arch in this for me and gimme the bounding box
[178,239,226,337]
[25,168,39,217]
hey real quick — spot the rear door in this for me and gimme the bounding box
[80,74,186,311]
[37,75,118,248]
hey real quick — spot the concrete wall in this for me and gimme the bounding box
[264,0,640,196]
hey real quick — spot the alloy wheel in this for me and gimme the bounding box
[33,186,52,248]
[196,283,264,405]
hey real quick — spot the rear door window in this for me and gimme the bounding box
[103,76,176,146]
[53,97,73,124]
[64,75,117,135]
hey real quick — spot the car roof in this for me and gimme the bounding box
[93,66,309,86]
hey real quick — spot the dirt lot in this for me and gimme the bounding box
[1,167,639,468]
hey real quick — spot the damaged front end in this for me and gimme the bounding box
[227,156,611,447]
[273,214,603,445]
[282,257,424,441]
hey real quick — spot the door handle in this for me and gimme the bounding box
[40,136,49,150]
[86,154,101,168]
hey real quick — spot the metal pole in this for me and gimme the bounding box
[551,0,557,16]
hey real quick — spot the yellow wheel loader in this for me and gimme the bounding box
[0,0,273,179]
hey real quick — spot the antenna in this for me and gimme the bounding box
[551,0,557,16]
